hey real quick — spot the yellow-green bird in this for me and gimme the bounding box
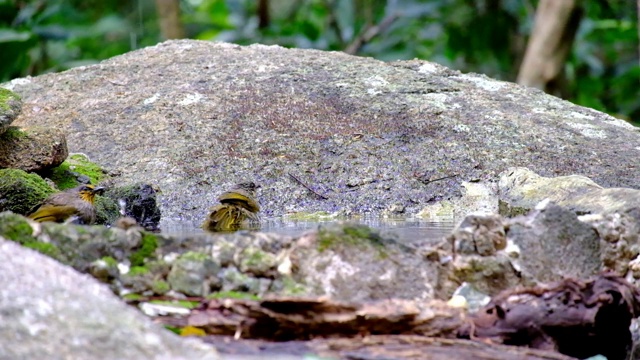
[202,182,261,232]
[28,184,105,225]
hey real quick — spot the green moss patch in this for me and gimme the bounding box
[0,212,64,260]
[207,291,260,300]
[283,211,339,221]
[129,232,158,266]
[0,211,37,243]
[128,266,149,276]
[0,88,20,112]
[23,242,62,259]
[148,299,200,309]
[152,280,171,294]
[94,195,120,225]
[0,126,28,140]
[49,153,106,190]
[100,256,118,267]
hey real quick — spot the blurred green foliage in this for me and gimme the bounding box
[0,0,638,123]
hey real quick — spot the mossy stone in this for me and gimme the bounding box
[129,232,159,266]
[317,223,386,253]
[0,88,21,132]
[94,195,120,225]
[0,211,37,243]
[0,169,54,215]
[152,280,171,294]
[207,291,260,300]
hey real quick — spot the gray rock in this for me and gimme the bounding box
[0,238,219,360]
[167,251,221,296]
[4,40,639,228]
[0,126,68,171]
[581,208,640,277]
[0,88,21,134]
[498,167,640,216]
[446,214,506,256]
[507,200,602,283]
[292,223,439,301]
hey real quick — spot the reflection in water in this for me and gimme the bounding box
[161,217,458,248]
[261,218,457,247]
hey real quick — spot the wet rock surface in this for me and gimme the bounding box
[5,40,640,227]
[103,183,162,230]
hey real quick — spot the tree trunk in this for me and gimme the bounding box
[517,0,582,95]
[155,0,185,40]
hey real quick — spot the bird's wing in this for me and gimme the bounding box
[203,204,242,231]
[28,204,78,223]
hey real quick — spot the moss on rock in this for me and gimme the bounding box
[0,169,54,215]
[0,211,37,243]
[207,291,259,300]
[152,280,171,294]
[23,242,63,259]
[49,153,107,190]
[0,88,21,112]
[0,126,28,139]
[0,212,65,260]
[95,195,120,225]
[130,232,159,266]
[283,211,338,221]
[103,183,161,231]
[317,223,386,253]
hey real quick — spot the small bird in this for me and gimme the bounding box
[28,184,105,224]
[202,182,261,232]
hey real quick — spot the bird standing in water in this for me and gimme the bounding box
[28,184,105,224]
[202,182,261,232]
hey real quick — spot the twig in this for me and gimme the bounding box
[345,13,399,55]
[418,174,458,185]
[288,172,329,200]
[322,0,345,47]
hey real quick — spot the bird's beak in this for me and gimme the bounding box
[92,186,106,195]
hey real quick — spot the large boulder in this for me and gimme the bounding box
[0,238,219,360]
[4,40,640,228]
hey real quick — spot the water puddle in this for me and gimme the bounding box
[161,217,458,248]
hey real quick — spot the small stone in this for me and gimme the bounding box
[0,126,68,172]
[167,252,221,296]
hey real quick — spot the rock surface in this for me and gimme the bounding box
[443,200,640,297]
[499,167,640,216]
[4,40,640,228]
[506,200,602,284]
[0,238,220,360]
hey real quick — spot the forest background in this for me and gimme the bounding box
[0,0,638,125]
